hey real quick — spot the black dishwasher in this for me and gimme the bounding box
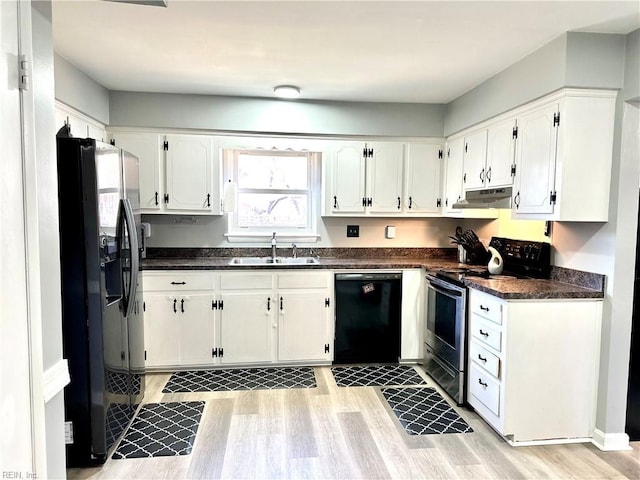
[334,273,402,364]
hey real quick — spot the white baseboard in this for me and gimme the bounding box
[592,429,632,451]
[43,359,70,403]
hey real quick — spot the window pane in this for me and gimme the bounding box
[237,154,308,190]
[237,193,308,227]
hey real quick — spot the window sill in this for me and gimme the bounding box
[224,233,321,244]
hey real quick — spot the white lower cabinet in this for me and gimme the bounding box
[467,288,602,445]
[142,270,333,369]
[142,272,216,368]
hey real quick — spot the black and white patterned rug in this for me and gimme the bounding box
[112,402,204,459]
[331,364,428,387]
[381,387,473,435]
[105,369,142,395]
[162,367,317,393]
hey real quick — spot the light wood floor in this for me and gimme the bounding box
[68,366,640,480]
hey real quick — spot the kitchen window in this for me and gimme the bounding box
[223,148,321,241]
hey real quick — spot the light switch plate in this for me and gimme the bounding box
[347,225,359,237]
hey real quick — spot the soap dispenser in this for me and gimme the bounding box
[487,246,504,275]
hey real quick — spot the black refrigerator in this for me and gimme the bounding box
[627,190,640,441]
[57,135,145,466]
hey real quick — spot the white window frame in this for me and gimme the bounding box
[223,148,321,243]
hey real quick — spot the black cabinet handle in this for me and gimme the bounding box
[480,305,489,312]
[479,329,489,337]
[367,197,372,207]
[171,281,186,285]
[207,193,211,207]
[173,299,177,313]
[397,197,401,209]
[463,173,467,183]
[478,378,488,387]
[362,197,367,207]
[478,354,487,362]
[267,297,271,311]
[333,196,338,209]
[409,197,413,209]
[180,298,184,313]
[164,193,169,203]
[514,190,520,209]
[486,167,492,183]
[155,192,159,206]
[480,168,485,182]
[280,296,283,311]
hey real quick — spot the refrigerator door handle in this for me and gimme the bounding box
[122,198,140,318]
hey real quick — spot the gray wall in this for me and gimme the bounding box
[444,32,627,136]
[54,53,109,124]
[109,91,446,137]
[623,29,640,101]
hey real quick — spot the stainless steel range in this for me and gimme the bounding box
[423,237,550,405]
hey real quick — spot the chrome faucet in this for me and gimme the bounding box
[292,243,297,258]
[271,232,277,261]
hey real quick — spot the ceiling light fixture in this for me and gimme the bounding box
[273,85,301,99]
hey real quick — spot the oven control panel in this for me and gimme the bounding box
[489,237,551,277]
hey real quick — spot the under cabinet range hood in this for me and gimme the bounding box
[453,187,513,209]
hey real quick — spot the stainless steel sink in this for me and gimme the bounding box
[228,256,319,266]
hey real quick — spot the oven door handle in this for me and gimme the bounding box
[427,281,464,298]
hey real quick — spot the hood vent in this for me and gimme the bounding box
[452,187,512,209]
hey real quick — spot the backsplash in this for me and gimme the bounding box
[550,266,606,292]
[146,247,457,259]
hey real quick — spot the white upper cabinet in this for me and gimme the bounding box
[55,101,106,141]
[108,131,223,215]
[328,141,403,214]
[110,132,163,212]
[462,118,516,191]
[512,89,616,221]
[165,134,220,213]
[485,118,517,188]
[368,142,405,213]
[462,129,488,190]
[326,140,442,217]
[330,142,367,214]
[443,137,464,214]
[512,103,558,215]
[404,143,442,214]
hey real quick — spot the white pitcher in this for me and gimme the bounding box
[487,246,504,275]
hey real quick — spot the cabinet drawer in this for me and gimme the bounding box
[143,272,216,291]
[469,340,501,379]
[277,272,331,289]
[220,273,273,290]
[469,363,501,416]
[469,290,503,325]
[470,315,502,352]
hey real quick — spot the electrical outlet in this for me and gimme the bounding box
[347,225,359,238]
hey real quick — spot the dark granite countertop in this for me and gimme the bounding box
[141,252,604,300]
[463,277,603,300]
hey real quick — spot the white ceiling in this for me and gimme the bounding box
[52,0,640,104]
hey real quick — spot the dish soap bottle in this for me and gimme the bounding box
[487,246,504,275]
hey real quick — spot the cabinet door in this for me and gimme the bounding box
[219,292,273,364]
[165,134,218,213]
[179,294,215,366]
[443,137,464,213]
[278,291,331,362]
[463,130,488,190]
[404,144,442,214]
[330,142,366,213]
[513,103,558,215]
[87,124,105,142]
[111,132,163,212]
[486,118,516,188]
[368,142,404,213]
[143,294,180,367]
